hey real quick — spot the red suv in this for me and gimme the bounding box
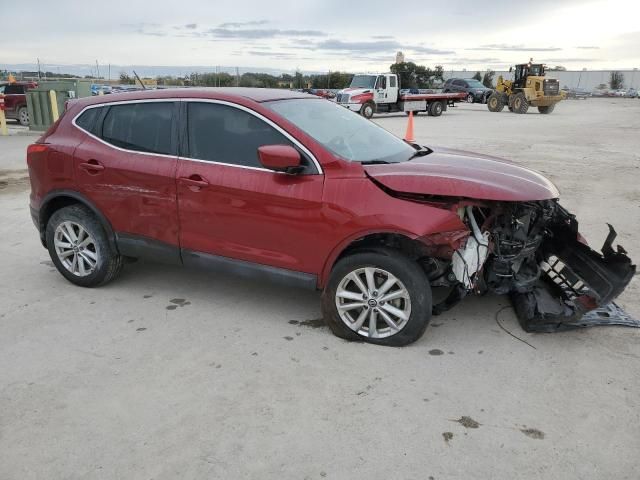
[0,81,37,126]
[27,88,635,346]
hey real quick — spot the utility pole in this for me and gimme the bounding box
[327,70,330,89]
[96,60,100,79]
[235,67,240,87]
[37,58,41,80]
[108,64,111,81]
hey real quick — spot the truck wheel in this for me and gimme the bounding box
[361,102,375,119]
[46,204,124,287]
[18,106,29,126]
[487,93,505,112]
[466,93,475,103]
[512,93,529,114]
[538,104,555,114]
[427,101,443,117]
[321,248,432,346]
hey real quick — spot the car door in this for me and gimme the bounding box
[374,75,388,103]
[72,100,181,260]
[176,100,324,280]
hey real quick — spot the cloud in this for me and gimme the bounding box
[467,44,562,52]
[315,39,453,55]
[575,46,600,50]
[543,57,599,62]
[184,23,198,29]
[207,28,327,39]
[371,35,394,40]
[218,20,269,28]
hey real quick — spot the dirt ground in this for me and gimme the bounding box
[0,98,639,479]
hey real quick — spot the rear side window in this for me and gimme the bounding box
[389,76,397,88]
[101,102,173,155]
[187,102,293,168]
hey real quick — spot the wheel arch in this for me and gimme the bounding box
[319,230,428,289]
[39,190,117,250]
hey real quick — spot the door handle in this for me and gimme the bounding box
[79,160,104,173]
[179,175,209,189]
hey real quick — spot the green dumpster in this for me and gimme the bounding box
[26,79,92,131]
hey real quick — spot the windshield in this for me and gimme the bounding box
[266,99,415,163]
[349,75,377,89]
[466,80,484,88]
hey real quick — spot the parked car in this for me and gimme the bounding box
[26,88,635,346]
[0,81,37,125]
[443,78,493,103]
[562,87,591,99]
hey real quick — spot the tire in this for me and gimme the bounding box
[512,93,529,114]
[46,204,123,287]
[321,249,432,347]
[466,93,475,103]
[427,101,444,117]
[361,101,375,119]
[538,104,555,114]
[487,93,505,112]
[17,106,29,126]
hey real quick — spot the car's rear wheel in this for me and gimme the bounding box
[46,205,123,287]
[321,249,432,346]
[18,106,29,126]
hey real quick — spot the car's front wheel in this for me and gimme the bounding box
[466,93,475,103]
[322,249,432,346]
[46,204,123,287]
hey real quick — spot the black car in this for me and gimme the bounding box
[443,78,493,104]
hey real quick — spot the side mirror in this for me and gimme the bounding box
[258,145,303,174]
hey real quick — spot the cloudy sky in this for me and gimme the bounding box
[4,0,640,73]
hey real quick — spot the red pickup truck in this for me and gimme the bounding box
[0,81,37,126]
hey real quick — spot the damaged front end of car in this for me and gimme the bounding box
[424,199,636,331]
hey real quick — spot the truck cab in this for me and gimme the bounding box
[336,74,399,117]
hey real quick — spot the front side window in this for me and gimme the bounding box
[266,98,415,164]
[187,102,294,168]
[101,102,173,155]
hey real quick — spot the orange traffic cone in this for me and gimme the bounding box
[404,111,415,143]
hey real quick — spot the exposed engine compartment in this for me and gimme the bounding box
[431,200,636,331]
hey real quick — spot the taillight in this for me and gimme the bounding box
[27,144,49,155]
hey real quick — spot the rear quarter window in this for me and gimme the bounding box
[75,107,101,134]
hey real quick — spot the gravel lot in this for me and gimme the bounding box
[1,99,639,480]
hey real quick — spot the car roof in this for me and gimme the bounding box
[73,87,317,108]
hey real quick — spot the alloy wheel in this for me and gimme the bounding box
[335,267,411,339]
[54,221,99,277]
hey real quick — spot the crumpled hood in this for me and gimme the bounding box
[364,146,560,201]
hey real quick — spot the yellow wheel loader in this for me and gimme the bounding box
[487,61,565,114]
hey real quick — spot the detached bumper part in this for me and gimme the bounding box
[512,225,637,332]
